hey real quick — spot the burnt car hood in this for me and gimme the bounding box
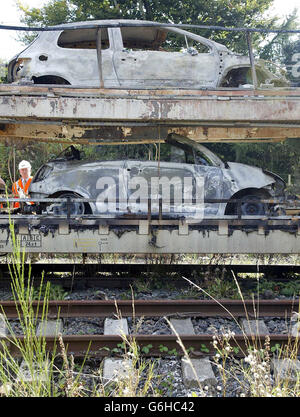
[262,169,285,184]
[225,162,281,190]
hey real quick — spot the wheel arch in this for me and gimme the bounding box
[32,75,71,85]
[224,187,271,215]
[219,65,265,87]
[47,190,92,214]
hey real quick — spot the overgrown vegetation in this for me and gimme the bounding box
[0,220,58,396]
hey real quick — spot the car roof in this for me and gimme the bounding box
[52,19,163,28]
[49,19,228,51]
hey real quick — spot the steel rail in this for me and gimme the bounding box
[0,197,296,204]
[0,299,298,318]
[6,334,299,358]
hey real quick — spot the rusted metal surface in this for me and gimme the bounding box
[0,299,298,318]
[0,86,300,144]
[1,123,298,143]
[2,84,300,96]
[1,91,300,124]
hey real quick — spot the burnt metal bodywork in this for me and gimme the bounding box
[29,135,285,217]
[7,20,288,88]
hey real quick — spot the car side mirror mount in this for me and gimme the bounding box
[187,47,198,56]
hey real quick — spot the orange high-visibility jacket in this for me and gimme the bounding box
[12,177,33,208]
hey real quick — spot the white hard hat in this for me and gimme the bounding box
[18,160,31,170]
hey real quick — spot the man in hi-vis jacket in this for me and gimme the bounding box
[12,160,33,209]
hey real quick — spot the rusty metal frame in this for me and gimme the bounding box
[1,86,300,145]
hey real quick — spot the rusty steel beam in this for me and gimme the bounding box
[0,122,297,144]
[0,86,300,119]
[0,86,299,145]
[246,31,258,90]
[1,94,300,124]
[1,84,300,97]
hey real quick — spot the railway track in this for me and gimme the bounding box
[2,299,299,358]
[1,288,299,394]
[1,263,299,359]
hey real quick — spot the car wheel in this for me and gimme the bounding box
[53,193,85,216]
[239,194,266,216]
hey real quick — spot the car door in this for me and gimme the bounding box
[163,137,225,216]
[125,143,204,219]
[112,27,219,88]
[192,148,224,216]
[55,27,118,87]
[89,161,127,216]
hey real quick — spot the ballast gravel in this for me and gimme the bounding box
[128,317,172,335]
[63,317,105,335]
[64,356,253,397]
[191,317,243,335]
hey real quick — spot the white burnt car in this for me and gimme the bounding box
[28,135,286,218]
[8,19,288,88]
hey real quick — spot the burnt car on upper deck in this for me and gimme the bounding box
[8,20,288,88]
[28,134,286,218]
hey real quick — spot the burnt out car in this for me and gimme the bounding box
[8,20,288,88]
[28,135,285,218]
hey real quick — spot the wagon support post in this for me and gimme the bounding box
[96,27,104,89]
[246,30,258,89]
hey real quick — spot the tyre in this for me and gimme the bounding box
[239,194,267,216]
[52,193,85,216]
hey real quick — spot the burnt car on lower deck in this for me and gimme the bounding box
[28,134,286,218]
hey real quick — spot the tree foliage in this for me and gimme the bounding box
[0,58,7,83]
[18,0,293,53]
[281,36,300,85]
